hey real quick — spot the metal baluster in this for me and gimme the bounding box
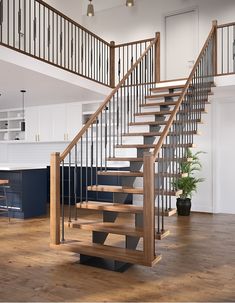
[233,25,235,73]
[96,118,98,185]
[227,26,229,73]
[157,154,160,234]
[48,8,50,61]
[221,28,224,74]
[18,0,21,50]
[0,0,3,42]
[100,112,103,170]
[105,107,107,170]
[68,151,72,222]
[74,143,78,220]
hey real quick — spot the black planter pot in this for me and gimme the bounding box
[176,198,191,216]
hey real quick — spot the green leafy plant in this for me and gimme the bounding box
[173,149,205,199]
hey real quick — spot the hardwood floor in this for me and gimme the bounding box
[0,209,235,302]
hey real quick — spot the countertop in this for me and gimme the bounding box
[0,163,48,171]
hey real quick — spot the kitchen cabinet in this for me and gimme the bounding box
[25,102,82,142]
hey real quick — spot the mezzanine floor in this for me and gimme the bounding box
[0,209,235,302]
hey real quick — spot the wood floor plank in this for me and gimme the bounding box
[0,210,235,302]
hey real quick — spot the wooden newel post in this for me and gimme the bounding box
[155,32,160,83]
[143,152,155,265]
[212,20,218,76]
[110,41,116,88]
[50,152,61,245]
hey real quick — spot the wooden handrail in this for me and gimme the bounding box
[60,36,158,162]
[115,38,154,48]
[151,22,217,161]
[35,0,110,46]
[217,21,235,28]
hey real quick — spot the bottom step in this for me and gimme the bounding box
[51,240,162,267]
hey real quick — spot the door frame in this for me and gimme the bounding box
[162,7,199,80]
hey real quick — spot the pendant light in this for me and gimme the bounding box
[126,0,134,7]
[87,0,94,17]
[20,90,26,132]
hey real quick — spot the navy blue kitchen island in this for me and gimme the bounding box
[0,164,47,219]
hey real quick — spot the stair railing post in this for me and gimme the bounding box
[212,20,218,76]
[110,41,116,88]
[155,32,160,83]
[50,152,61,245]
[143,152,155,265]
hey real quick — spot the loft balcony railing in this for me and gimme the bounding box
[0,0,160,87]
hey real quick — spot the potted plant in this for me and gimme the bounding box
[173,149,205,216]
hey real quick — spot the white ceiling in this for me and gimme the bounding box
[0,59,106,109]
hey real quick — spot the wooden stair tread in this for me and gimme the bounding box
[123,130,199,137]
[141,101,177,107]
[97,171,188,178]
[150,85,185,92]
[68,220,144,237]
[97,170,143,177]
[129,118,203,126]
[108,157,193,163]
[87,185,182,196]
[146,92,182,99]
[51,240,162,266]
[135,110,172,116]
[69,220,171,241]
[116,143,196,149]
[135,108,206,117]
[77,201,143,213]
[87,185,143,194]
[77,202,177,217]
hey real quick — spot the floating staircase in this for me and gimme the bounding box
[50,21,217,271]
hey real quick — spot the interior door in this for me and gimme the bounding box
[165,9,198,80]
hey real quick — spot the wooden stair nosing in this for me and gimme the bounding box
[129,118,203,126]
[68,221,144,238]
[87,185,182,196]
[76,202,177,217]
[68,219,170,240]
[107,157,193,163]
[50,241,162,266]
[145,92,182,99]
[97,170,188,178]
[97,170,143,177]
[77,201,143,213]
[141,101,177,107]
[134,110,172,117]
[115,143,196,149]
[150,84,185,92]
[123,130,200,137]
[135,108,207,117]
[143,100,210,108]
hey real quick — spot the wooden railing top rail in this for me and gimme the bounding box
[60,36,158,162]
[115,38,154,48]
[217,21,235,28]
[36,0,110,46]
[152,22,217,161]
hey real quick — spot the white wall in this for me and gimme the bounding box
[44,0,83,24]
[82,0,235,80]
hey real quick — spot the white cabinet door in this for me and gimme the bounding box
[52,104,67,141]
[38,106,53,142]
[25,107,39,141]
[67,103,82,140]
